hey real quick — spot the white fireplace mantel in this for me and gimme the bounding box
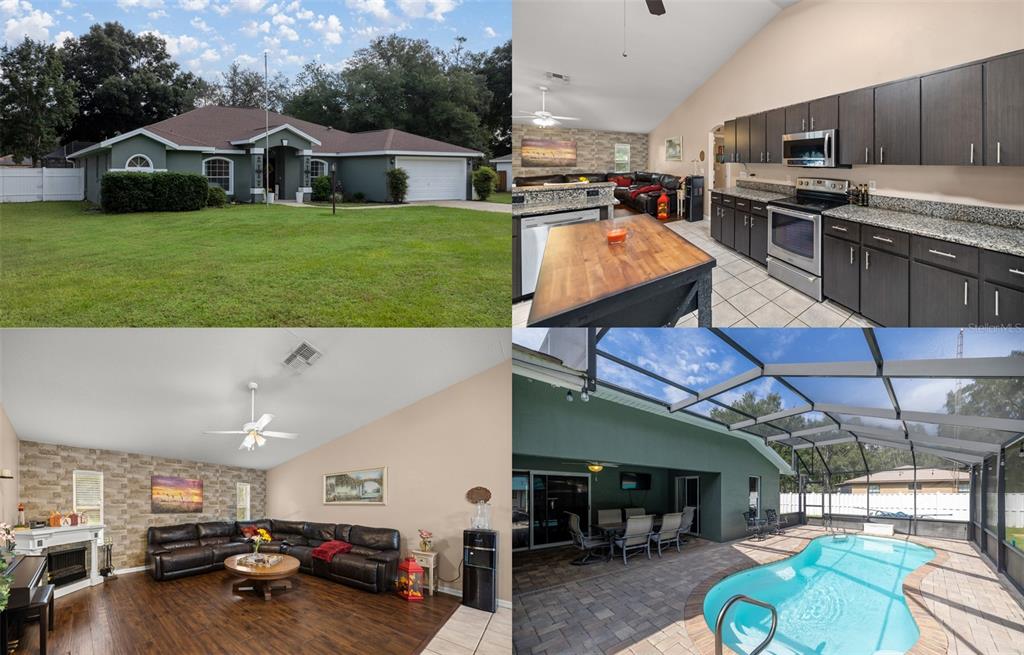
[14,524,106,598]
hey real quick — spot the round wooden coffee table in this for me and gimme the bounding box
[224,553,300,600]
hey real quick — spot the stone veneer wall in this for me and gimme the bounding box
[18,440,267,570]
[512,124,649,178]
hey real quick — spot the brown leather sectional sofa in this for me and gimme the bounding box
[145,519,401,593]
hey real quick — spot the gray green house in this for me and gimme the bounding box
[68,105,483,205]
[512,343,792,550]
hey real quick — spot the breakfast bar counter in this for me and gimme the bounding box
[527,214,716,327]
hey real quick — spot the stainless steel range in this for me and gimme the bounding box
[766,177,850,301]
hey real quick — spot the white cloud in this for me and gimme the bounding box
[197,47,219,61]
[353,21,408,38]
[141,29,201,55]
[179,0,208,9]
[295,8,312,19]
[211,3,229,15]
[396,0,458,22]
[284,0,299,10]
[231,0,265,12]
[483,25,495,37]
[240,19,269,36]
[82,11,94,20]
[59,0,74,8]
[117,0,164,9]
[271,13,293,25]
[0,0,30,15]
[234,53,257,66]
[310,13,342,45]
[264,2,279,14]
[346,0,389,20]
[278,24,298,41]
[262,35,279,49]
[4,8,54,43]
[149,9,167,18]
[190,16,211,31]
[53,29,73,46]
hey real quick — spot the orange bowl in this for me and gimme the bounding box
[606,228,628,244]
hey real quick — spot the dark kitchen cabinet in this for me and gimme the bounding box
[723,119,737,163]
[808,96,838,131]
[785,103,808,133]
[711,204,723,242]
[860,246,909,326]
[824,235,860,312]
[736,115,751,164]
[910,261,978,326]
[765,108,785,164]
[839,87,874,166]
[981,282,1024,326]
[749,113,767,164]
[874,78,921,165]
[721,206,735,249]
[984,50,1024,166]
[735,212,751,256]
[749,214,768,265]
[922,64,983,165]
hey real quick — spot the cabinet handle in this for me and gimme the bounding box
[767,151,771,163]
[831,225,848,233]
[850,246,854,265]
[1010,268,1024,277]
[928,248,957,259]
[810,117,815,130]
[802,118,806,131]
[865,147,869,164]
[880,146,884,164]
[872,235,893,244]
[997,141,1001,165]
[995,288,1000,317]
[964,280,968,306]
[970,143,975,164]
[865,250,870,270]
[761,151,764,163]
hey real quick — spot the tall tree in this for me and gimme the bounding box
[282,63,343,126]
[0,38,77,166]
[61,23,206,142]
[467,40,511,155]
[214,62,291,111]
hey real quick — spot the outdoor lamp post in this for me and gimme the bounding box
[331,162,337,215]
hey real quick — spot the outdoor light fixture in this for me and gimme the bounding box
[587,463,604,473]
[581,389,590,402]
[1019,444,1023,459]
[565,390,574,402]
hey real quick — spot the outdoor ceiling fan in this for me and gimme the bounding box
[562,461,619,473]
[204,382,298,451]
[515,86,580,128]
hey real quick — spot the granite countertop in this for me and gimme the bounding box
[513,181,616,191]
[716,186,790,203]
[824,204,1024,258]
[514,203,612,218]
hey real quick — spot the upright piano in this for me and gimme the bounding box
[0,554,48,651]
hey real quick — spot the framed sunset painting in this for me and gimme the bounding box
[151,475,203,513]
[521,138,577,167]
[324,467,387,505]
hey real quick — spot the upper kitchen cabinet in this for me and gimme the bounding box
[921,64,983,165]
[875,78,921,165]
[765,108,785,164]
[808,96,838,131]
[984,50,1024,166]
[839,87,874,166]
[723,119,737,163]
[749,112,767,164]
[736,115,751,164]
[785,103,809,133]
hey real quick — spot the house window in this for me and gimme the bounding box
[957,481,970,493]
[236,482,251,520]
[907,482,922,490]
[748,476,761,518]
[73,470,103,525]
[613,143,630,173]
[203,157,233,195]
[868,484,881,494]
[310,159,329,179]
[125,154,153,171]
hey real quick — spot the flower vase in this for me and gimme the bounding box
[419,539,432,552]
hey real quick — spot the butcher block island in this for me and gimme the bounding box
[527,214,716,327]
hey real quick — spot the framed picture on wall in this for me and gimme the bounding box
[324,467,387,505]
[521,138,577,167]
[151,475,203,513]
[665,137,682,161]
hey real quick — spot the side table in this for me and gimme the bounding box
[411,549,438,596]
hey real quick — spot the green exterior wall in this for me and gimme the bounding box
[513,375,781,542]
[81,151,110,204]
[339,155,391,202]
[166,151,201,174]
[110,134,167,170]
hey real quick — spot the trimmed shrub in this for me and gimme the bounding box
[207,185,229,207]
[353,191,366,202]
[386,167,409,203]
[312,175,332,201]
[101,171,209,213]
[472,166,499,201]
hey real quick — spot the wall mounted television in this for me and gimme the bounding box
[620,472,651,491]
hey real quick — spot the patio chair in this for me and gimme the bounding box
[679,506,696,540]
[650,512,684,556]
[624,507,645,518]
[612,515,653,565]
[765,509,788,535]
[743,510,766,541]
[597,509,622,525]
[567,513,610,565]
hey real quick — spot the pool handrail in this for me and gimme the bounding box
[714,594,778,655]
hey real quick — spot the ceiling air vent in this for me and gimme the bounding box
[545,71,571,84]
[283,341,322,370]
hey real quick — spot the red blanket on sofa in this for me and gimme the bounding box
[312,540,353,562]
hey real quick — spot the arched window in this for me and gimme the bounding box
[125,154,153,171]
[310,159,329,179]
[203,157,233,195]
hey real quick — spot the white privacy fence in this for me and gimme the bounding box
[780,492,974,521]
[0,167,84,202]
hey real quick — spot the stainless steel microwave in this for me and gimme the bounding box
[782,129,837,167]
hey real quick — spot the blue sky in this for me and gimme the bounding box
[1,0,509,79]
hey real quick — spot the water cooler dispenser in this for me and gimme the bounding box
[462,529,497,612]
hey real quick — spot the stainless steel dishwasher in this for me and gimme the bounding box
[520,208,600,296]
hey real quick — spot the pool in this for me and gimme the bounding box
[703,535,936,655]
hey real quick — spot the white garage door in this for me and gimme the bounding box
[397,156,466,201]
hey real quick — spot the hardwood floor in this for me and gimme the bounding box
[10,570,460,655]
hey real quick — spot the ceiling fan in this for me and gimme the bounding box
[645,0,666,15]
[204,382,298,451]
[515,86,580,128]
[562,461,619,473]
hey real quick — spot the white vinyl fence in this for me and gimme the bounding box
[0,167,84,202]
[780,492,972,521]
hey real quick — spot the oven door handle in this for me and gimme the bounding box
[767,205,820,222]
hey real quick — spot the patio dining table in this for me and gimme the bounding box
[595,517,664,539]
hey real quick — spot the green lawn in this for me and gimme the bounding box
[0,202,510,327]
[488,192,512,204]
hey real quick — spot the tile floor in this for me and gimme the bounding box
[512,212,881,328]
[425,604,513,655]
[512,526,1024,655]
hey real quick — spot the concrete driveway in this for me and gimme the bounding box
[410,200,510,213]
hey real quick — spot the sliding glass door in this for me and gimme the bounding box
[675,475,701,535]
[530,471,590,548]
[513,471,530,551]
